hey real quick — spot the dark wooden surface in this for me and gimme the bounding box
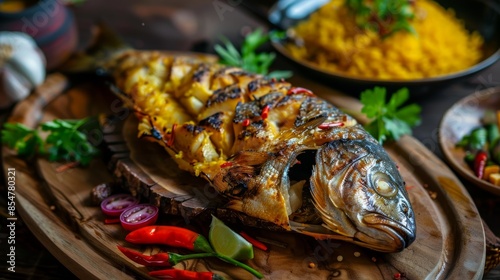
[0,0,499,279]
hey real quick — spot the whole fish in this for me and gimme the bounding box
[66,26,416,253]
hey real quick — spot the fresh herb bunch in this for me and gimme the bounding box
[361,87,421,144]
[214,28,292,79]
[346,0,415,37]
[1,118,99,166]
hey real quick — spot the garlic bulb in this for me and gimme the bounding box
[0,32,46,109]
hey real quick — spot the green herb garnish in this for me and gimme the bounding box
[361,87,421,144]
[1,118,99,166]
[214,28,292,79]
[346,0,415,37]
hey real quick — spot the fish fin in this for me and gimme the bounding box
[59,22,131,73]
[278,113,327,141]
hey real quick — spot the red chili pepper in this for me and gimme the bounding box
[149,269,225,280]
[318,122,344,130]
[473,151,488,178]
[104,218,121,224]
[287,87,314,96]
[261,105,270,120]
[125,226,214,253]
[166,124,177,147]
[242,119,251,127]
[239,232,268,251]
[220,162,233,168]
[117,245,215,267]
[119,245,263,279]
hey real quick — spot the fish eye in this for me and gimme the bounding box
[373,172,397,197]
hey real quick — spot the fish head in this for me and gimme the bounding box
[310,139,416,252]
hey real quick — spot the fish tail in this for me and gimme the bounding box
[59,22,131,73]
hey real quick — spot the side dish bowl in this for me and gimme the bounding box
[439,87,500,195]
[268,0,500,95]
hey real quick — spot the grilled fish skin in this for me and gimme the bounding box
[65,26,416,252]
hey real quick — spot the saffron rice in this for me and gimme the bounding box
[286,0,484,80]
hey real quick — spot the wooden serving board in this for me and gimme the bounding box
[1,73,486,279]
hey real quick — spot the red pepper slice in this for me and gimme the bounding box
[104,218,121,224]
[261,105,270,120]
[242,119,251,127]
[239,231,268,251]
[473,151,488,178]
[220,162,233,168]
[125,226,214,253]
[149,269,224,280]
[166,124,177,147]
[287,87,314,96]
[318,122,344,130]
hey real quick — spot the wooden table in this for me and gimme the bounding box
[0,0,499,279]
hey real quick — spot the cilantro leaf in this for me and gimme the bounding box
[360,86,387,118]
[1,118,100,166]
[1,123,43,158]
[360,87,421,144]
[214,28,292,79]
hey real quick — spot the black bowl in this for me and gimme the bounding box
[268,0,500,96]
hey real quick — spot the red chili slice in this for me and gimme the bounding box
[318,122,344,130]
[287,87,314,96]
[261,105,270,120]
[242,119,251,127]
[220,162,233,168]
[120,204,159,231]
[100,194,139,217]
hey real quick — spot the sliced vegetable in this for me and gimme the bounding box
[473,151,488,179]
[239,231,268,251]
[489,173,500,185]
[125,225,214,253]
[120,204,159,231]
[100,194,139,217]
[149,269,225,280]
[483,165,500,180]
[209,215,254,261]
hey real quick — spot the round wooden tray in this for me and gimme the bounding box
[1,73,486,279]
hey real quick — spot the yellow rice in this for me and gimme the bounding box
[286,0,484,80]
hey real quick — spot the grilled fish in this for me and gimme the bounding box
[66,26,416,253]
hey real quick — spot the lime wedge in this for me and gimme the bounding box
[209,215,254,261]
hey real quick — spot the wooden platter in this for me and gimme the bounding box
[1,73,486,279]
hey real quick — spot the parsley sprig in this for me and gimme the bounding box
[214,28,292,79]
[1,118,99,166]
[346,0,415,37]
[361,87,421,144]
